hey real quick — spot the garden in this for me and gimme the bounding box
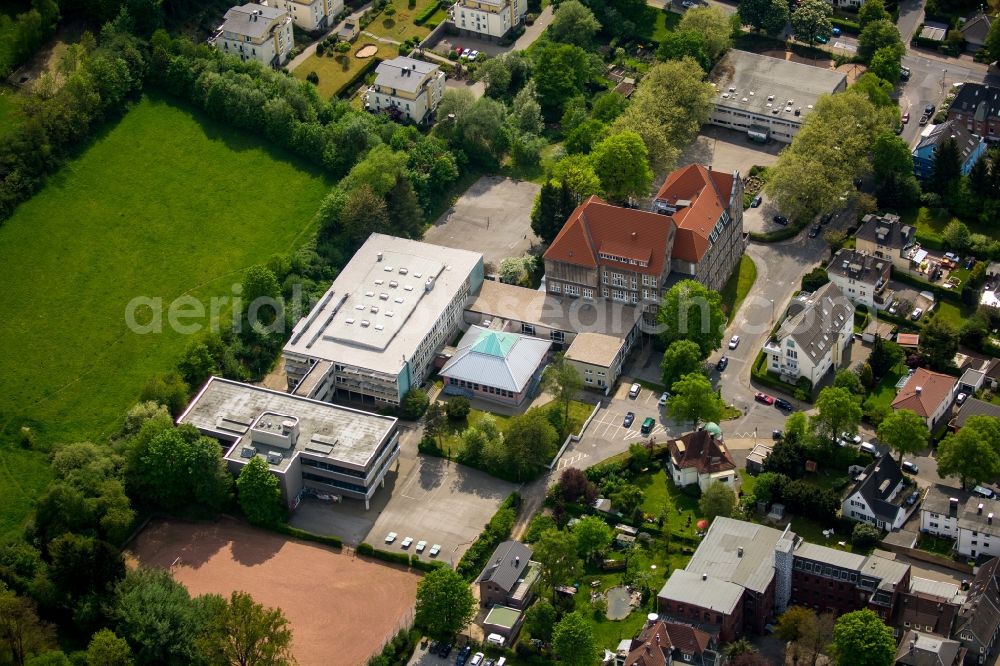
[293,37,397,99]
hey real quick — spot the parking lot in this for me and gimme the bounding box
[423,176,541,268]
[291,429,515,565]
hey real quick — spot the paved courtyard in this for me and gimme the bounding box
[423,175,541,269]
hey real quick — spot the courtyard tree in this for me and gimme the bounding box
[196,591,294,666]
[552,612,599,666]
[572,516,613,562]
[678,6,733,63]
[656,280,725,357]
[810,387,862,446]
[504,408,559,480]
[414,567,476,640]
[525,600,558,642]
[548,0,602,48]
[657,30,712,71]
[534,528,582,600]
[542,353,584,437]
[589,131,653,202]
[738,0,790,36]
[833,369,865,396]
[85,629,132,666]
[831,609,895,666]
[919,316,959,371]
[699,482,737,522]
[938,415,1000,489]
[857,19,903,63]
[869,336,904,378]
[790,0,832,46]
[236,457,286,527]
[868,46,901,83]
[660,339,705,390]
[667,372,724,428]
[877,409,929,464]
[857,0,890,28]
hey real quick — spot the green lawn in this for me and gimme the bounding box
[917,533,955,556]
[293,39,395,99]
[933,301,969,328]
[720,255,758,318]
[364,0,438,43]
[0,444,53,540]
[902,206,1000,247]
[0,94,331,450]
[651,10,681,42]
[863,362,906,414]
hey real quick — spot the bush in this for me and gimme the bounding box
[852,522,881,549]
[399,388,430,420]
[831,17,861,34]
[410,556,446,572]
[306,71,319,84]
[357,542,375,555]
[414,1,440,24]
[445,397,471,421]
[273,523,343,548]
[455,493,520,580]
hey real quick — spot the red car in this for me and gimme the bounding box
[755,392,775,405]
[454,45,463,56]
[902,112,910,124]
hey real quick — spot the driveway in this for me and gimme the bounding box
[431,5,553,58]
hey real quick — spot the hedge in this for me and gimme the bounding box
[456,492,521,580]
[410,556,446,572]
[831,17,861,34]
[414,0,443,25]
[273,523,343,548]
[750,351,814,402]
[357,542,413,567]
[750,219,809,243]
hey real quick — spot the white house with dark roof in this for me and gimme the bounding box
[762,282,854,386]
[364,56,445,123]
[214,3,293,67]
[826,248,894,311]
[855,212,916,273]
[477,541,537,608]
[451,0,527,41]
[282,0,342,30]
[440,325,550,405]
[842,454,914,530]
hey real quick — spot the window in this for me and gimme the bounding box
[565,284,580,297]
[582,288,593,300]
[549,281,561,293]
[522,324,535,335]
[550,330,565,343]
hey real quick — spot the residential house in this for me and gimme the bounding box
[921,485,966,539]
[282,0,342,30]
[745,442,773,475]
[842,454,915,530]
[961,13,994,52]
[891,367,958,430]
[826,248,894,311]
[855,212,916,273]
[450,0,526,40]
[439,325,550,405]
[651,164,746,293]
[618,618,722,666]
[762,282,854,386]
[543,195,677,323]
[214,3,293,67]
[947,83,1000,142]
[912,121,988,180]
[892,577,966,640]
[564,332,628,392]
[365,57,446,124]
[957,497,1000,560]
[953,557,1000,664]
[666,427,739,493]
[952,398,1000,431]
[477,541,538,609]
[896,630,966,666]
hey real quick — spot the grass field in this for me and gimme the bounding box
[651,10,681,42]
[294,39,395,99]
[0,94,331,452]
[863,362,907,415]
[365,0,438,43]
[903,206,1000,247]
[0,444,53,540]
[0,85,21,134]
[720,255,758,318]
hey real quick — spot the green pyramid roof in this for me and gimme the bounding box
[471,330,518,358]
[703,422,722,437]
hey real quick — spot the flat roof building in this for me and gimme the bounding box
[284,234,484,407]
[709,50,848,143]
[564,331,628,392]
[179,377,400,509]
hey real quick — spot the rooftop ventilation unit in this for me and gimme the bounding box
[361,320,370,327]
[345,318,355,324]
[374,324,384,331]
[266,451,283,465]
[370,305,379,313]
[375,279,384,285]
[389,281,398,288]
[355,304,365,310]
[240,446,256,458]
[399,267,408,275]
[404,285,414,291]
[414,272,422,278]
[365,291,374,297]
[394,297,404,303]
[384,265,393,272]
[379,293,389,300]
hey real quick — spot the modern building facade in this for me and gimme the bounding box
[365,57,446,124]
[282,0,343,30]
[708,50,848,143]
[440,325,550,405]
[652,164,746,293]
[762,282,854,386]
[563,332,628,392]
[826,248,894,311]
[912,120,987,180]
[450,0,526,40]
[178,377,400,509]
[283,234,484,407]
[947,82,1000,142]
[215,3,293,67]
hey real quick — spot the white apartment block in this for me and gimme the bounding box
[283,0,343,30]
[365,57,446,124]
[451,0,526,40]
[826,249,893,312]
[215,3,294,68]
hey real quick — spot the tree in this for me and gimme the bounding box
[341,144,408,198]
[857,0,890,28]
[859,363,875,389]
[657,30,711,71]
[542,353,584,437]
[801,267,830,292]
[590,92,627,123]
[943,220,972,251]
[724,639,758,658]
[414,567,476,640]
[738,0,790,36]
[752,472,788,505]
[86,629,132,666]
[872,132,920,210]
[178,341,218,390]
[559,467,597,505]
[445,397,471,422]
[534,529,582,599]
[857,19,902,62]
[525,600,558,642]
[589,131,653,202]
[548,0,601,48]
[790,0,832,46]
[930,136,963,195]
[877,409,929,464]
[340,184,389,248]
[113,568,205,665]
[938,416,1000,489]
[919,316,959,370]
[869,336,904,378]
[400,388,429,420]
[572,516,613,562]
[48,532,125,601]
[242,265,281,316]
[551,155,603,200]
[564,118,608,154]
[851,73,896,108]
[833,369,864,396]
[868,46,901,84]
[611,484,644,516]
[660,339,704,390]
[668,373,724,428]
[678,6,733,62]
[986,12,1000,63]
[195,591,294,666]
[852,522,881,549]
[656,280,725,356]
[532,42,591,118]
[775,606,817,642]
[811,387,862,445]
[699,482,737,521]
[831,609,895,666]
[236,457,286,527]
[454,97,510,165]
[552,611,598,666]
[531,179,576,244]
[508,80,544,135]
[505,408,560,480]
[385,174,424,240]
[0,584,56,666]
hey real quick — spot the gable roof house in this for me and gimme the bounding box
[954,557,1000,665]
[896,630,966,666]
[855,212,916,273]
[947,82,1000,143]
[365,56,446,124]
[892,576,967,640]
[652,164,746,293]
[912,121,988,180]
[762,282,854,386]
[952,398,1000,431]
[960,13,994,50]
[619,619,722,666]
[892,367,957,430]
[477,541,538,609]
[439,325,550,405]
[827,248,894,311]
[666,428,739,493]
[843,454,915,531]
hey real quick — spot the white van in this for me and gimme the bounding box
[470,653,484,666]
[860,442,878,456]
[486,634,505,647]
[973,485,996,499]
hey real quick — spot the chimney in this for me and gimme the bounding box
[979,503,984,515]
[702,573,708,581]
[515,556,520,566]
[738,546,744,558]
[909,639,916,653]
[989,513,994,525]
[655,634,660,644]
[377,251,383,262]
[645,643,652,655]
[631,232,637,240]
[916,386,923,394]
[950,498,959,517]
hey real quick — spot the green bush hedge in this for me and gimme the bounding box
[750,219,809,243]
[410,556,446,572]
[358,544,413,567]
[414,0,443,24]
[456,492,521,580]
[831,17,861,34]
[273,523,343,548]
[750,351,814,402]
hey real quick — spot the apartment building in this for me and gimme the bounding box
[826,248,893,311]
[215,3,293,67]
[892,577,967,640]
[283,234,483,407]
[282,0,343,30]
[652,164,746,293]
[912,121,987,180]
[451,0,526,40]
[365,57,446,124]
[947,82,1000,143]
[855,212,917,273]
[178,377,400,509]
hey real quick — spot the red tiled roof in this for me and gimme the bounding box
[892,367,957,418]
[543,196,675,276]
[654,165,734,264]
[668,430,736,475]
[897,333,920,347]
[624,620,712,665]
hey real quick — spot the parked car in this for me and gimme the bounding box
[429,641,440,655]
[774,398,793,411]
[454,46,463,56]
[973,485,996,499]
[429,544,441,557]
[919,113,930,125]
[629,383,641,398]
[902,461,919,474]
[440,643,453,658]
[808,224,821,238]
[841,431,862,445]
[401,536,413,548]
[772,429,783,440]
[681,0,695,7]
[925,103,936,115]
[728,335,740,349]
[944,251,960,263]
[957,392,968,405]
[470,652,485,666]
[894,123,904,135]
[860,442,878,456]
[815,34,829,43]
[900,66,911,80]
[659,391,669,406]
[751,194,762,207]
[416,540,427,553]
[910,307,924,320]
[461,48,471,58]
[455,646,470,665]
[902,111,909,124]
[831,26,841,36]
[773,214,789,225]
[384,532,397,543]
[717,356,729,371]
[755,392,775,405]
[906,490,921,506]
[468,50,479,61]
[623,411,635,428]
[966,256,976,269]
[641,417,655,435]
[820,213,833,225]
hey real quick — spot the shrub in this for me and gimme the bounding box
[445,397,471,421]
[357,542,375,556]
[306,71,319,84]
[414,2,440,24]
[273,524,343,548]
[399,388,429,420]
[852,522,881,549]
[455,493,520,580]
